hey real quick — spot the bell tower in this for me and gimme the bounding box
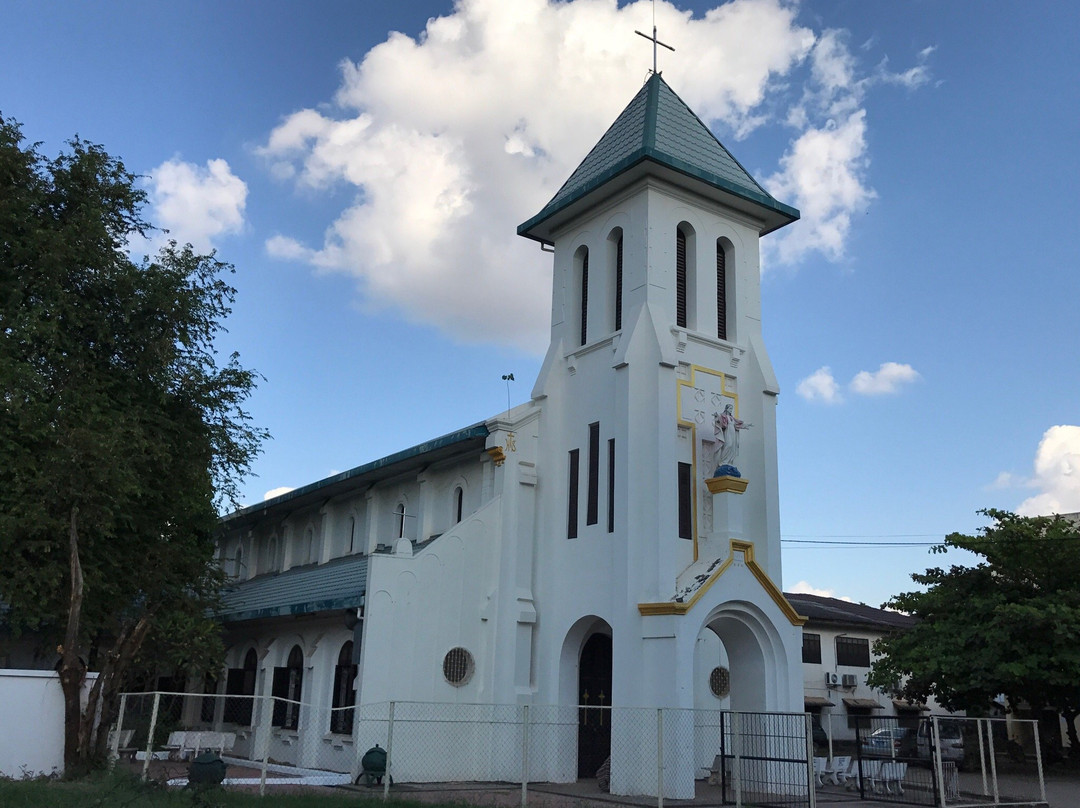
[520,72,800,583]
[519,75,806,795]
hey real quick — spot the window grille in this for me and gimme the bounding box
[709,666,731,699]
[443,647,474,686]
[716,241,727,340]
[580,250,589,345]
[676,229,687,328]
[614,234,623,331]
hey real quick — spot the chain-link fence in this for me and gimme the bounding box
[111,694,1050,806]
[810,712,1046,806]
[112,694,818,803]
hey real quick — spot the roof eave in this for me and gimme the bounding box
[518,150,799,244]
[221,592,364,625]
[221,423,490,529]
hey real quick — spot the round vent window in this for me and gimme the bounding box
[709,666,730,699]
[443,647,475,686]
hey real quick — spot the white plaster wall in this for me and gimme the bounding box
[0,670,97,777]
[359,497,503,705]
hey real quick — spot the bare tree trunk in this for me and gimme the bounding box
[58,506,87,773]
[85,615,152,761]
[1062,708,1080,758]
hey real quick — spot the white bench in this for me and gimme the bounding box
[164,730,236,759]
[822,754,851,786]
[108,729,136,760]
[879,760,907,794]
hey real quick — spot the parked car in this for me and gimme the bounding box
[917,719,965,768]
[861,727,916,758]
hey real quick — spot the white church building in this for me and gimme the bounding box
[214,72,808,794]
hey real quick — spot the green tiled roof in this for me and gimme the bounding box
[221,423,489,529]
[219,554,368,623]
[519,73,798,240]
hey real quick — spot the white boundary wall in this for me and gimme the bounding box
[0,669,97,778]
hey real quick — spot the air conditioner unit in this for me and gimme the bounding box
[824,672,839,687]
[842,674,858,688]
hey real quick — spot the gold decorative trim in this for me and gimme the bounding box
[675,364,739,562]
[486,447,506,466]
[705,475,748,494]
[638,539,807,626]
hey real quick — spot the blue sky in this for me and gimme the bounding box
[3,1,1077,607]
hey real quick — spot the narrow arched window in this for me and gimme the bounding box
[226,648,258,726]
[347,516,356,555]
[676,228,687,328]
[303,527,314,564]
[716,240,729,341]
[580,248,590,345]
[615,235,623,331]
[266,537,278,573]
[272,645,304,730]
[609,229,623,332]
[395,503,406,539]
[331,641,357,733]
[234,544,243,579]
[454,486,464,524]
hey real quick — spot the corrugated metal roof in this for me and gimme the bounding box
[784,592,916,630]
[220,554,368,624]
[843,697,884,709]
[519,73,798,241]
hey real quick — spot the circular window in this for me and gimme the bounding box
[443,647,475,686]
[709,666,730,699]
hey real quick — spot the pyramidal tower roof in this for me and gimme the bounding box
[518,73,799,243]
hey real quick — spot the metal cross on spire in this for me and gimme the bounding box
[634,0,674,74]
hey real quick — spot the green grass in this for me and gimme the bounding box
[0,772,416,808]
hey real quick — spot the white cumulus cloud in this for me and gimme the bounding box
[260,0,930,351]
[849,362,920,396]
[263,486,296,501]
[987,471,1019,490]
[1016,425,1080,516]
[146,158,248,252]
[796,366,843,403]
[788,580,853,602]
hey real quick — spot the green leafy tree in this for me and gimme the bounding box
[869,509,1080,750]
[0,114,267,771]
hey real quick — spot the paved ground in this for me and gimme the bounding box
[342,771,1077,808]
[126,756,1078,807]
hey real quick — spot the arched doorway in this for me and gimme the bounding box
[578,633,612,778]
[701,614,768,712]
